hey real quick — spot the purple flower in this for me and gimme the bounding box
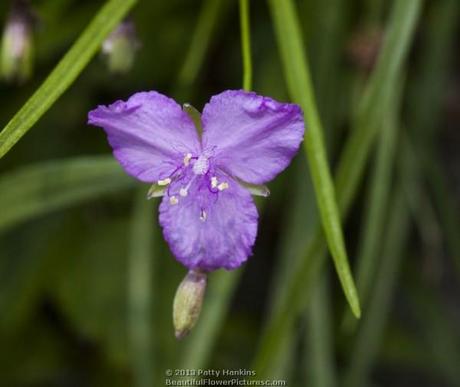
[88,90,304,271]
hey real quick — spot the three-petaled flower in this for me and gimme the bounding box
[88,90,305,271]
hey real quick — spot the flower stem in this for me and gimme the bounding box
[239,0,252,91]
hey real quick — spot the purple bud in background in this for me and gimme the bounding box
[102,18,140,74]
[1,0,35,82]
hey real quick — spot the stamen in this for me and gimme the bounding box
[211,176,218,188]
[199,210,207,222]
[158,177,171,186]
[179,187,188,197]
[217,182,229,191]
[183,153,192,166]
[169,195,179,205]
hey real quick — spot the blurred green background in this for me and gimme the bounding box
[0,0,459,386]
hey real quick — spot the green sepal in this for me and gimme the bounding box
[146,183,165,199]
[183,103,203,138]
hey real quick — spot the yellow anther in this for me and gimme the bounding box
[158,177,171,186]
[183,153,192,166]
[217,182,229,191]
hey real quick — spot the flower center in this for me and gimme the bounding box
[156,153,230,223]
[192,154,210,175]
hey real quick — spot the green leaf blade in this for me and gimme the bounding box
[253,0,422,376]
[0,156,134,232]
[269,0,360,317]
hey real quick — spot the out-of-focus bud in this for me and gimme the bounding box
[1,0,35,82]
[346,27,383,75]
[173,269,207,339]
[102,19,140,74]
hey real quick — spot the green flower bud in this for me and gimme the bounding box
[173,269,207,339]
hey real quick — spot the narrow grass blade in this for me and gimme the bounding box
[264,160,317,380]
[301,0,349,138]
[128,189,155,387]
[406,0,460,276]
[269,159,317,315]
[239,0,252,91]
[306,275,337,387]
[343,188,410,387]
[269,0,360,318]
[424,157,460,274]
[401,136,445,276]
[0,0,137,158]
[0,156,134,232]
[335,0,422,209]
[343,128,420,387]
[408,0,459,141]
[253,0,422,376]
[341,77,403,333]
[175,0,229,95]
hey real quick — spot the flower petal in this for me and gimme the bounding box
[201,90,305,184]
[88,91,201,183]
[159,175,258,271]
